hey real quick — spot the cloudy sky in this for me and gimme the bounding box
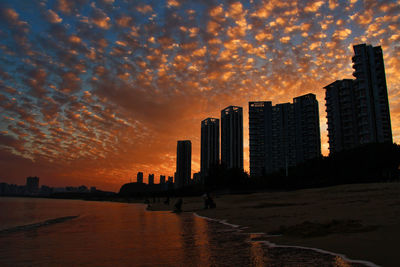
[0,0,399,191]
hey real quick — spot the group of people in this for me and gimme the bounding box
[146,192,216,213]
[170,192,216,213]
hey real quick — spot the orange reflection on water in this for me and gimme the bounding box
[334,255,352,267]
[249,233,267,266]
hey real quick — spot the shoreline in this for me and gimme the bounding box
[193,212,379,267]
[146,182,400,267]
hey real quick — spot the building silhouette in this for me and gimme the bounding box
[324,79,359,152]
[249,101,273,176]
[137,172,143,183]
[201,118,219,177]
[160,175,166,184]
[167,176,173,183]
[148,174,154,185]
[26,176,39,193]
[249,94,321,176]
[293,94,321,163]
[193,172,201,184]
[175,140,191,188]
[324,44,392,154]
[221,106,243,170]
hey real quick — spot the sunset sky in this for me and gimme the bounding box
[0,0,399,191]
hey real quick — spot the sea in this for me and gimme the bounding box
[0,197,376,267]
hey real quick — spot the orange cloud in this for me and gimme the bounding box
[45,9,63,24]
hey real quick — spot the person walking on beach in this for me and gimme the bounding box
[174,198,183,213]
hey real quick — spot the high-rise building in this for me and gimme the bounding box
[148,174,154,185]
[325,44,392,154]
[293,94,321,162]
[221,106,243,169]
[249,94,321,176]
[249,101,272,176]
[324,79,359,153]
[167,176,173,183]
[352,44,392,144]
[175,140,191,188]
[201,118,219,177]
[160,175,166,184]
[271,103,297,172]
[137,172,143,183]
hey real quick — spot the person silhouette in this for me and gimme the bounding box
[174,198,183,212]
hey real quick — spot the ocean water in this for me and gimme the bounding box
[0,197,373,267]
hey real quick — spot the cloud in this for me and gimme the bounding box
[167,0,181,8]
[45,9,63,24]
[304,1,325,13]
[136,4,153,14]
[91,5,111,29]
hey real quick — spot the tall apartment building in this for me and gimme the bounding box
[175,140,191,188]
[324,79,359,152]
[137,172,143,183]
[160,175,166,184]
[148,174,154,185]
[249,101,272,176]
[249,94,321,176]
[293,94,322,162]
[271,103,297,172]
[221,106,243,169]
[325,44,392,154]
[200,118,219,177]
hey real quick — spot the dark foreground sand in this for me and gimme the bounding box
[148,182,400,267]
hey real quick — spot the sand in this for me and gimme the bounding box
[147,182,400,267]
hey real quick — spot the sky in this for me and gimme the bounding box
[0,0,399,191]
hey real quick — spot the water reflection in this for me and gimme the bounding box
[0,198,372,267]
[249,234,267,266]
[334,255,352,267]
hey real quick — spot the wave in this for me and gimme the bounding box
[0,215,79,235]
[193,212,380,267]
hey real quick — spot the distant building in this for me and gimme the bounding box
[324,44,392,154]
[167,176,173,183]
[193,172,201,184]
[201,118,219,178]
[148,174,154,185]
[160,175,166,184]
[249,94,321,176]
[221,106,243,169]
[40,185,53,195]
[175,140,191,188]
[137,172,143,183]
[26,176,39,193]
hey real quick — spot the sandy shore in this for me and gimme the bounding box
[147,182,400,267]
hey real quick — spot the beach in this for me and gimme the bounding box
[148,182,400,267]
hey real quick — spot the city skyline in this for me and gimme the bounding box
[0,0,399,191]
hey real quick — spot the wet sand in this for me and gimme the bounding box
[148,182,400,267]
